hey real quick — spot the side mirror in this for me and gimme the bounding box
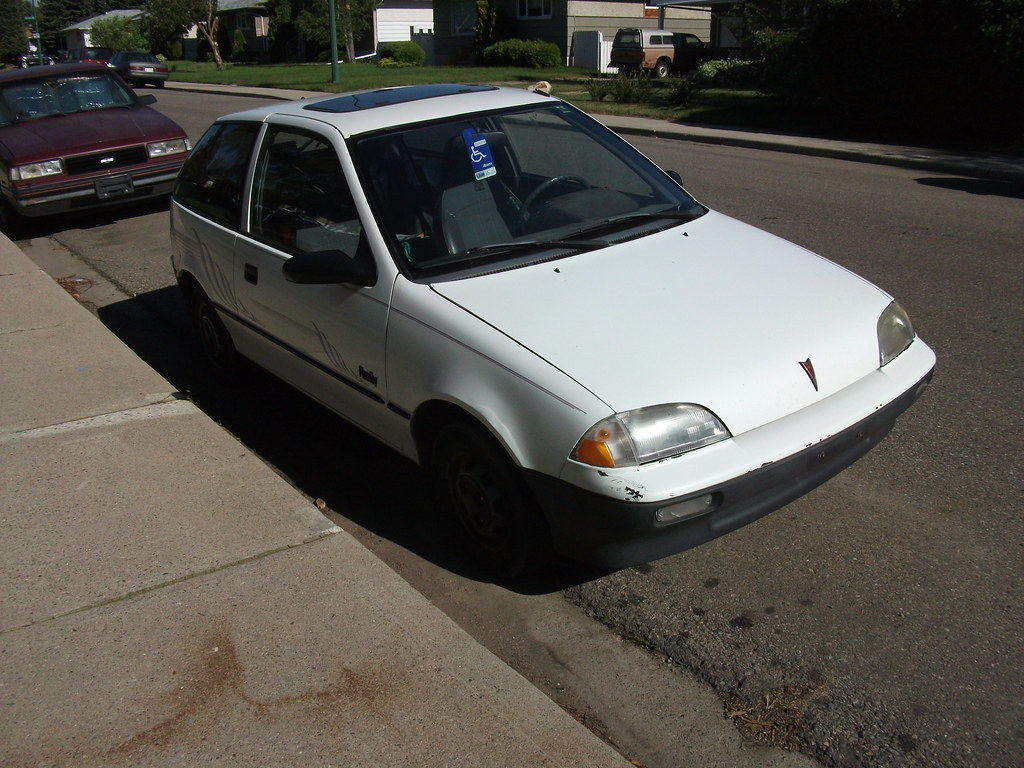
[137,94,157,106]
[282,249,377,286]
[665,170,685,188]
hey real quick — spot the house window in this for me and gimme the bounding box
[236,13,250,30]
[518,0,552,19]
[452,0,475,36]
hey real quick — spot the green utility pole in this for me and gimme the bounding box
[328,0,340,84]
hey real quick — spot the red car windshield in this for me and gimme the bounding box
[0,73,134,125]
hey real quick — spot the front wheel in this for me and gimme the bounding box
[0,199,25,239]
[432,423,551,578]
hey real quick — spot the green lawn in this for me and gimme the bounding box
[165,61,1023,151]
[167,60,797,132]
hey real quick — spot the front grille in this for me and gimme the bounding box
[64,146,148,176]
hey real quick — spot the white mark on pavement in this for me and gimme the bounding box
[0,397,196,442]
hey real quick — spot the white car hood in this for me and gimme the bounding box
[431,211,893,436]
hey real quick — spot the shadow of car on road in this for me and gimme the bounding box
[6,196,172,240]
[914,176,1024,199]
[96,286,609,594]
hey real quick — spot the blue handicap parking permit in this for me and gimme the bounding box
[461,128,496,181]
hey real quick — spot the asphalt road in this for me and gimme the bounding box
[16,88,1023,768]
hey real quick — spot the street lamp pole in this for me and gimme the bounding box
[28,0,43,59]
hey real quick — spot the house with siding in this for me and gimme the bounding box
[376,0,435,45]
[60,9,142,53]
[431,0,712,67]
[182,0,270,61]
[181,0,433,62]
[375,0,435,62]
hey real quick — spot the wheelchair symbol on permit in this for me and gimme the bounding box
[462,128,496,181]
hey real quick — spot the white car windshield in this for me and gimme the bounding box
[352,102,706,277]
[0,73,135,125]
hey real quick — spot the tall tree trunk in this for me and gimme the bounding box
[201,2,224,70]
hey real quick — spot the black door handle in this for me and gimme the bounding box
[244,263,258,285]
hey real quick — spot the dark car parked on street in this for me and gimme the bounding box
[15,53,56,68]
[0,63,191,233]
[108,51,169,88]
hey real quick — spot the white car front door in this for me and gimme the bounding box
[233,122,396,443]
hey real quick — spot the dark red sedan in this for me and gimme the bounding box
[0,63,190,232]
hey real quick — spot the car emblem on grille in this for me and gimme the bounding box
[99,156,115,164]
[799,358,819,391]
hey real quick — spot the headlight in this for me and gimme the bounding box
[877,301,915,367]
[572,403,730,468]
[11,159,63,181]
[147,138,191,158]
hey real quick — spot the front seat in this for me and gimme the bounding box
[438,132,519,254]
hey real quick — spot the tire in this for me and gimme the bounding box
[653,59,671,79]
[188,287,239,378]
[0,199,25,239]
[432,423,551,578]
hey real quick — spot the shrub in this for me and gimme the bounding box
[231,29,247,62]
[378,41,425,67]
[609,70,652,104]
[691,59,761,89]
[666,75,697,106]
[483,39,561,68]
[584,77,613,101]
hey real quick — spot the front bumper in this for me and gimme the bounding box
[8,164,183,218]
[525,368,933,570]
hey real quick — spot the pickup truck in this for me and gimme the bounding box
[609,28,711,78]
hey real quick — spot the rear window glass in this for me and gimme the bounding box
[174,122,260,228]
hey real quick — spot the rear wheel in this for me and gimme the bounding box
[653,58,671,79]
[432,423,551,578]
[188,287,239,378]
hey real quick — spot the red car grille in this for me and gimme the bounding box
[65,146,148,175]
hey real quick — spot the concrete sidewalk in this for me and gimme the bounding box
[0,235,632,765]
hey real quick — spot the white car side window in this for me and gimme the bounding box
[251,127,365,259]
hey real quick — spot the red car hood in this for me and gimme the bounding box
[0,106,185,164]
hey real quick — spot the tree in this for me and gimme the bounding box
[0,0,30,62]
[295,0,374,62]
[196,0,223,68]
[37,0,121,53]
[337,0,375,64]
[474,0,504,62]
[140,0,205,56]
[740,0,1024,142]
[89,14,148,50]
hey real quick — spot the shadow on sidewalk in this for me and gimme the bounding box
[96,286,607,594]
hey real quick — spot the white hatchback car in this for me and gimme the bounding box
[171,84,935,575]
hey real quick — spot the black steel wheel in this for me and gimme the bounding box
[189,288,239,378]
[432,423,551,578]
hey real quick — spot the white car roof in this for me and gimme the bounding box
[216,84,553,138]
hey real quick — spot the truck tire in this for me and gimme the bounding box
[653,58,671,79]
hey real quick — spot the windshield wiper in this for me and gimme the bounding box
[572,207,703,237]
[462,238,609,257]
[414,238,609,273]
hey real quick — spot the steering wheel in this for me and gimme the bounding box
[517,175,591,229]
